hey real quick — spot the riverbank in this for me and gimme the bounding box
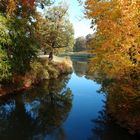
[0,56,72,97]
[59,51,95,58]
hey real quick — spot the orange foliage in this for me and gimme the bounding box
[6,0,36,16]
[6,0,17,15]
[85,0,140,71]
[22,0,35,7]
[85,0,140,133]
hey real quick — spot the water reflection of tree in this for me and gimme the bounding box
[88,100,139,140]
[72,60,88,77]
[88,65,140,134]
[0,75,73,140]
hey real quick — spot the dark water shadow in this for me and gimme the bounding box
[88,99,140,140]
[0,75,73,140]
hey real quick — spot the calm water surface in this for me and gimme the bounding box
[0,58,139,140]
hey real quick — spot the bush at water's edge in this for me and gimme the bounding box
[0,58,72,96]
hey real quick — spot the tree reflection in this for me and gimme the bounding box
[72,60,88,77]
[87,63,140,134]
[0,74,73,140]
[88,99,140,140]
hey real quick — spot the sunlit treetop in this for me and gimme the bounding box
[0,0,55,16]
[85,0,140,76]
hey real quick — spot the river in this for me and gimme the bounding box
[0,58,139,140]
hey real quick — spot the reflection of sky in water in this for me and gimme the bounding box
[25,100,41,120]
[63,72,105,140]
[0,72,107,140]
[0,101,16,117]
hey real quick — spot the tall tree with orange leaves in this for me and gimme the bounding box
[85,0,140,133]
[85,0,140,77]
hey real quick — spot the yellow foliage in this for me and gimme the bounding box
[85,0,140,133]
[85,0,140,75]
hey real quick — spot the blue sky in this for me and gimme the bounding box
[67,0,93,38]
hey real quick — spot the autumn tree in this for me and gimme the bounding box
[38,4,74,55]
[85,0,140,76]
[85,0,140,134]
[63,20,75,52]
[74,36,86,52]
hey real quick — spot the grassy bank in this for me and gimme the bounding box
[0,57,72,96]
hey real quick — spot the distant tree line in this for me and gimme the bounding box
[73,34,95,52]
